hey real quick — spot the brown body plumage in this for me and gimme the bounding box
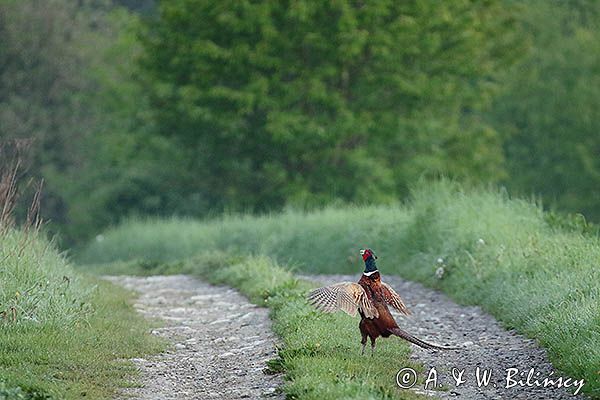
[308,249,456,354]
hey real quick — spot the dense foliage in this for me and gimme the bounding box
[490,0,600,220]
[1,0,600,243]
[139,0,518,211]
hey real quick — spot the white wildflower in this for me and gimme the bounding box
[435,266,445,279]
[477,238,485,245]
[96,234,104,242]
[436,257,444,264]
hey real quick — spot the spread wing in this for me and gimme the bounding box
[308,282,379,319]
[381,282,411,315]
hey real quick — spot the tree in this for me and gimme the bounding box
[140,0,520,213]
[0,0,160,244]
[0,0,110,228]
[490,0,600,220]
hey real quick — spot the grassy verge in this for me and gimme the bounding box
[0,229,163,399]
[79,181,600,398]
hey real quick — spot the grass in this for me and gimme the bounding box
[77,205,411,269]
[212,257,425,400]
[79,181,600,398]
[190,254,427,399]
[0,229,163,399]
[93,253,429,399]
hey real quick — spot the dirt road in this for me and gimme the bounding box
[106,275,283,400]
[109,274,587,399]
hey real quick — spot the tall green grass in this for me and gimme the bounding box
[1,231,92,327]
[78,204,411,269]
[79,181,600,397]
[0,229,162,399]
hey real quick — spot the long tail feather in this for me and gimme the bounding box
[389,327,459,351]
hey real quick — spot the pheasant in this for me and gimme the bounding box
[308,249,456,354]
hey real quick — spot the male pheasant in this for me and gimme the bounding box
[308,249,456,354]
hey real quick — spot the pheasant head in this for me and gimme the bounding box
[360,248,378,275]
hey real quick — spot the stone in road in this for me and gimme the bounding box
[106,275,283,400]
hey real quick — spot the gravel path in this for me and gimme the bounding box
[105,275,283,400]
[307,274,588,400]
[107,274,588,400]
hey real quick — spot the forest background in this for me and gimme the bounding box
[1,0,599,246]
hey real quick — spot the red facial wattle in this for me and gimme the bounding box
[361,249,372,261]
